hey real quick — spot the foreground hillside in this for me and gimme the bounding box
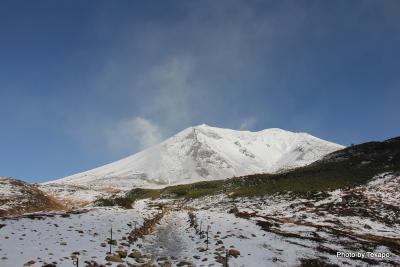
[0,177,64,217]
[1,182,399,266]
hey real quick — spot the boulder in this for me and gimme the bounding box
[23,260,36,266]
[228,249,240,258]
[128,250,142,260]
[116,250,127,258]
[105,255,123,263]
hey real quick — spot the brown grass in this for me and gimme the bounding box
[98,187,122,193]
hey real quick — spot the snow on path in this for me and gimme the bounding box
[141,211,194,260]
[136,208,372,267]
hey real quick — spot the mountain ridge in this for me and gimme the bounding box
[46,124,344,189]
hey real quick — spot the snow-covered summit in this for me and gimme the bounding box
[47,124,344,189]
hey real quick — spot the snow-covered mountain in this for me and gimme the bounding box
[47,124,344,189]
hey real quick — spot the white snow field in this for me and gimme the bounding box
[1,179,399,267]
[46,124,343,189]
[182,190,400,267]
[0,200,159,267]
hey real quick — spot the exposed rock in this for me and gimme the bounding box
[228,248,240,258]
[215,255,226,264]
[23,260,36,266]
[128,250,142,260]
[215,246,225,252]
[105,254,123,262]
[176,261,193,266]
[116,250,127,258]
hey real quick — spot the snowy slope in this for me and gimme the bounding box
[1,184,398,267]
[47,124,344,189]
[0,200,160,267]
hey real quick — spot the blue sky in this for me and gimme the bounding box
[1,1,399,183]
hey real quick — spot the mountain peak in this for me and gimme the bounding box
[196,123,211,128]
[47,125,344,189]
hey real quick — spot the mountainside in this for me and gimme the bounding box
[47,125,343,189]
[0,177,64,216]
[150,135,400,199]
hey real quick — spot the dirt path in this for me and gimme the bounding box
[141,211,195,260]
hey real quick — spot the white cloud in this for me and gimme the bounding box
[132,117,163,149]
[107,117,163,153]
[138,56,198,129]
[239,117,257,130]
